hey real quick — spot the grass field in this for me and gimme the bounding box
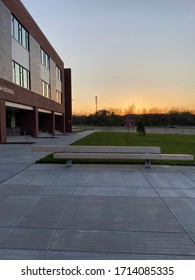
[37,132,195,165]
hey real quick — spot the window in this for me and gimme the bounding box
[23,69,28,89]
[12,61,30,89]
[41,80,51,98]
[40,48,50,69]
[11,14,29,50]
[56,66,61,81]
[56,90,62,103]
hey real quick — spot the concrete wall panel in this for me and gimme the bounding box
[29,35,41,94]
[12,38,30,70]
[50,59,56,102]
[0,0,12,81]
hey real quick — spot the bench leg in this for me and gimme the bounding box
[145,160,151,168]
[66,159,72,167]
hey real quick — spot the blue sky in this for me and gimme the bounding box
[21,0,195,114]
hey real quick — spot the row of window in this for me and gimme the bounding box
[11,15,29,50]
[11,15,62,103]
[40,83,62,103]
[40,49,62,81]
[41,82,62,103]
[12,60,62,102]
[11,15,62,81]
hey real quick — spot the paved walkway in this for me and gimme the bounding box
[0,132,195,259]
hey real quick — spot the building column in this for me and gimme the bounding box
[34,107,39,137]
[62,113,66,133]
[0,100,6,143]
[64,68,72,132]
[51,111,55,135]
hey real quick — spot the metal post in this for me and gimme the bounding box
[95,96,98,113]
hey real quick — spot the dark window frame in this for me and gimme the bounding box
[41,80,51,99]
[40,48,50,69]
[11,14,29,51]
[12,60,31,90]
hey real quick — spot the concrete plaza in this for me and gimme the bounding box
[0,132,195,259]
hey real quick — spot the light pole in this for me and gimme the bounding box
[95,96,98,114]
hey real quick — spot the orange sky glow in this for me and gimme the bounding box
[21,0,195,115]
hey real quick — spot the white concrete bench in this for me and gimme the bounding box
[32,145,161,154]
[32,145,194,168]
[54,146,161,168]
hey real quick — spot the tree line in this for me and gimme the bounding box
[73,110,195,127]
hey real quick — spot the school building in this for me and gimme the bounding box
[0,0,72,143]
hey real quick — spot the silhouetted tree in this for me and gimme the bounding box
[124,114,134,145]
[136,121,146,135]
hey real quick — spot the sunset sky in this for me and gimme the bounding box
[21,0,195,114]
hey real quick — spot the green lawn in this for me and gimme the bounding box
[37,132,195,165]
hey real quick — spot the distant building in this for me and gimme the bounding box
[0,0,72,143]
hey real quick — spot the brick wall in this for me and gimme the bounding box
[64,68,72,132]
[0,77,64,113]
[0,99,6,143]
